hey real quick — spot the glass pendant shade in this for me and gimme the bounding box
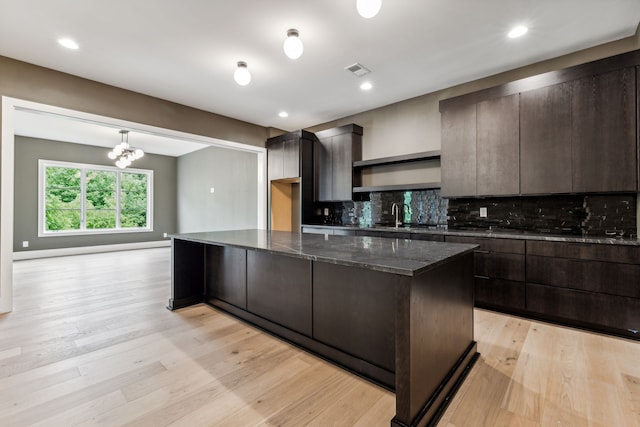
[283,29,303,59]
[234,61,251,86]
[108,130,143,169]
[357,0,382,18]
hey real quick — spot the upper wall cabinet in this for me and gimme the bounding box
[520,83,572,194]
[441,104,477,198]
[476,94,520,196]
[571,67,637,193]
[440,50,640,198]
[315,124,362,202]
[267,137,300,180]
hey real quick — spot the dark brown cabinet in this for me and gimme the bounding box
[314,124,362,201]
[572,67,637,192]
[476,94,520,196]
[266,130,316,228]
[526,284,640,334]
[268,137,300,180]
[441,104,477,198]
[313,262,396,372]
[205,245,247,309]
[526,240,640,338]
[445,235,525,311]
[520,83,572,194]
[440,52,640,198]
[247,250,312,336]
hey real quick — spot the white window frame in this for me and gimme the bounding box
[38,159,153,237]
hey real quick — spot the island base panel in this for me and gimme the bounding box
[168,239,205,310]
[395,252,477,427]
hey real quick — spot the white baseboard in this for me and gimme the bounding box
[13,240,171,260]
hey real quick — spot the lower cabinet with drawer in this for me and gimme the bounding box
[445,235,526,312]
[525,240,640,339]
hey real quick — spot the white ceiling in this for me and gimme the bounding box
[13,110,209,157]
[1,0,639,137]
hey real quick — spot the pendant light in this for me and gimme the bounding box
[108,130,144,169]
[234,61,251,86]
[283,29,303,60]
[356,0,382,18]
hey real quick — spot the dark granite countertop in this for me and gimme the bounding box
[302,224,640,246]
[170,229,477,277]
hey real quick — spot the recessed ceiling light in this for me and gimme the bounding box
[58,38,79,50]
[278,111,289,118]
[360,82,373,91]
[508,25,528,39]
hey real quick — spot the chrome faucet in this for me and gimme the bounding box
[391,203,402,229]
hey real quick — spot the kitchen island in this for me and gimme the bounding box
[169,229,478,427]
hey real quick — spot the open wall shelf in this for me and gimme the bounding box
[352,150,441,193]
[352,150,441,168]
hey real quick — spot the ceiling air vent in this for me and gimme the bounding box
[344,62,371,77]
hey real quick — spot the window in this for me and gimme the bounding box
[39,160,153,236]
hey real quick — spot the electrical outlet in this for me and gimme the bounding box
[210,187,215,194]
[163,233,168,238]
[22,241,29,248]
[480,207,488,218]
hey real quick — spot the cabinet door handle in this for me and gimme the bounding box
[475,250,490,254]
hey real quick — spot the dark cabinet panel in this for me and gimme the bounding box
[572,67,637,192]
[520,83,572,194]
[445,236,525,254]
[410,233,445,242]
[315,136,332,201]
[169,239,205,309]
[527,240,640,264]
[527,254,640,298]
[474,277,525,310]
[205,245,247,309]
[315,124,362,202]
[440,104,477,197]
[267,140,285,181]
[331,133,355,201]
[476,94,520,196]
[444,235,525,313]
[526,283,640,334]
[313,262,396,372]
[475,252,525,282]
[247,251,312,336]
[268,138,299,180]
[282,138,300,179]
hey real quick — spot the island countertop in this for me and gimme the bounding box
[170,229,477,277]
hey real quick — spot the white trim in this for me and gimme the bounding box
[1,96,268,313]
[13,240,170,261]
[1,98,15,313]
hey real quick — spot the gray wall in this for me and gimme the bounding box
[177,145,258,233]
[14,136,177,251]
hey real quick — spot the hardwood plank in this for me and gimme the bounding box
[1,249,639,427]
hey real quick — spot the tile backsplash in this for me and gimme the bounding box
[448,194,637,237]
[314,189,448,227]
[313,191,637,238]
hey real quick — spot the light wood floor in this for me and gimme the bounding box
[1,248,638,426]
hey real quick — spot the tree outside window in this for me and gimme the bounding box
[40,161,152,235]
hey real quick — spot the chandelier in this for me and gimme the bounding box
[108,130,144,168]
